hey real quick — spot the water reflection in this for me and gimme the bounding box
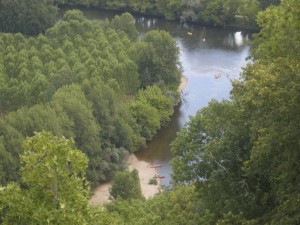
[58,6,253,187]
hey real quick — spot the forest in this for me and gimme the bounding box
[0,0,281,36]
[0,8,181,187]
[1,0,300,224]
[54,0,280,28]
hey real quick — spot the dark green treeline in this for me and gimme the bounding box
[0,0,281,36]
[55,0,280,28]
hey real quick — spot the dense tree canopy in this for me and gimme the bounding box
[0,10,181,186]
[136,30,181,88]
[0,0,58,35]
[106,185,210,225]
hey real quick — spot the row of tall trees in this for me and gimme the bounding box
[171,0,300,223]
[0,10,181,187]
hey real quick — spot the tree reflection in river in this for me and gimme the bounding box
[58,6,253,186]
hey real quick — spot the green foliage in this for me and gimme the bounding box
[0,131,132,225]
[110,169,143,200]
[0,138,18,185]
[128,85,174,140]
[82,78,144,152]
[171,100,255,221]
[0,0,58,35]
[110,13,138,41]
[232,58,300,224]
[0,10,180,187]
[106,185,213,225]
[171,0,300,223]
[0,132,96,224]
[251,0,300,60]
[202,0,239,28]
[148,178,158,185]
[137,30,181,88]
[257,0,280,10]
[58,0,284,28]
[237,0,260,27]
[136,86,174,127]
[59,0,254,27]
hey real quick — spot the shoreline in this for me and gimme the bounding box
[89,154,162,205]
[89,75,188,205]
[58,5,257,31]
[179,75,188,92]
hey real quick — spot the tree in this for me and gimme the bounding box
[82,78,144,152]
[50,85,104,184]
[106,185,212,225]
[129,100,161,140]
[137,30,181,87]
[110,169,143,200]
[231,58,300,224]
[251,0,300,60]
[202,0,239,28]
[237,0,260,27]
[0,132,96,224]
[180,0,204,22]
[257,0,280,10]
[0,138,17,185]
[110,13,139,41]
[171,0,300,223]
[0,0,58,35]
[136,85,173,127]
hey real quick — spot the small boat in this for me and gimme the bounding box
[187,32,192,36]
[147,164,161,168]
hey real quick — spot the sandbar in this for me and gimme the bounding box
[89,75,188,205]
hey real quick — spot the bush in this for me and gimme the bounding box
[110,169,144,200]
[148,178,158,185]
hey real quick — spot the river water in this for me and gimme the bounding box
[59,7,252,187]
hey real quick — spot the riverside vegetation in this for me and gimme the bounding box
[55,0,280,28]
[1,0,300,224]
[0,0,281,36]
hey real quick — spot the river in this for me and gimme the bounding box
[59,6,252,187]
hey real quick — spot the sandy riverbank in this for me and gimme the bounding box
[89,75,188,206]
[89,154,161,205]
[179,75,188,92]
